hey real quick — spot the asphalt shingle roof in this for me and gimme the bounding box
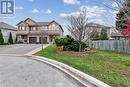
[0,22,17,31]
[87,23,110,28]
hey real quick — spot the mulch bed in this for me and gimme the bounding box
[56,50,96,57]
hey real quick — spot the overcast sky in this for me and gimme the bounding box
[0,0,118,35]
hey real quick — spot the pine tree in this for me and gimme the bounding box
[116,0,130,30]
[100,28,108,40]
[15,37,17,43]
[90,31,100,40]
[8,32,13,44]
[116,10,127,30]
[0,30,4,45]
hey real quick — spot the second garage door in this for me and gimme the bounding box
[29,37,37,44]
[39,37,48,44]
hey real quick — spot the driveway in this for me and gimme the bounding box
[0,44,41,55]
[0,44,85,87]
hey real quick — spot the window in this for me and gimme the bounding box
[22,26,25,30]
[33,27,36,30]
[41,26,48,30]
[29,27,36,31]
[44,26,48,30]
[56,26,60,30]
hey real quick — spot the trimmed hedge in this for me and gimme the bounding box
[55,35,87,51]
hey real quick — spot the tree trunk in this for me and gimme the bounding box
[79,43,81,52]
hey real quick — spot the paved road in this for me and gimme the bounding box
[0,44,41,55]
[0,44,85,87]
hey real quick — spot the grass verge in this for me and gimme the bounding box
[35,45,130,87]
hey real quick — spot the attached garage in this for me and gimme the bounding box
[39,37,48,44]
[29,37,37,43]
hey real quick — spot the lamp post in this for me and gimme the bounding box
[40,29,44,51]
[41,30,48,51]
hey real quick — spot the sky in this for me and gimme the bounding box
[0,0,119,35]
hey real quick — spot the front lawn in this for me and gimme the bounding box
[35,45,130,87]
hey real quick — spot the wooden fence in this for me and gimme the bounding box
[89,40,130,54]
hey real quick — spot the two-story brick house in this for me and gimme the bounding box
[16,18,64,44]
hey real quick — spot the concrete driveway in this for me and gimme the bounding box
[0,44,41,55]
[0,44,85,87]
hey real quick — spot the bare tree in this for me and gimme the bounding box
[65,0,127,42]
[65,9,94,52]
[112,0,130,20]
[66,10,94,42]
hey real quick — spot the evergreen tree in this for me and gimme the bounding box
[90,30,100,40]
[116,0,130,30]
[8,32,13,44]
[15,37,17,43]
[0,30,4,45]
[116,10,127,30]
[100,28,108,40]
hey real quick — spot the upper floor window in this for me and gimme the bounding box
[49,25,60,30]
[21,26,25,30]
[18,26,26,31]
[32,27,36,30]
[29,26,37,31]
[41,26,48,30]
[55,26,60,30]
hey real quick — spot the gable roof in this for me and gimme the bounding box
[17,18,36,26]
[36,22,51,26]
[0,22,17,31]
[36,21,64,32]
[16,18,64,32]
[111,32,124,37]
[87,23,110,29]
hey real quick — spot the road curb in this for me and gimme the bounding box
[32,56,110,87]
[32,56,92,87]
[25,45,111,87]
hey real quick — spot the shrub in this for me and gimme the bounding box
[55,35,87,52]
[100,28,108,40]
[0,30,4,45]
[55,35,74,47]
[70,41,79,51]
[90,31,100,40]
[80,41,87,50]
[8,32,13,44]
[70,41,87,51]
[55,38,61,46]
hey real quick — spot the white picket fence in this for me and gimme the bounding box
[89,40,130,54]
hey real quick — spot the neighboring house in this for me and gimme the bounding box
[84,23,111,40]
[0,22,17,43]
[110,32,124,40]
[16,18,64,44]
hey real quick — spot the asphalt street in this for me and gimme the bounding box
[0,44,85,87]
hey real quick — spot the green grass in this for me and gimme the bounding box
[35,45,130,87]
